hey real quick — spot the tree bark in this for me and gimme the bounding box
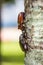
[24,0,43,65]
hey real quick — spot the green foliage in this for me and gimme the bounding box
[2,62,24,65]
[1,41,24,65]
[4,0,15,3]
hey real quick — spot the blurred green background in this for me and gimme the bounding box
[1,0,24,65]
[1,41,24,65]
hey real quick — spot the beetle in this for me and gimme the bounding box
[19,34,28,53]
[18,12,28,53]
[18,12,25,30]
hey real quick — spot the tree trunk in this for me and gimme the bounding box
[24,0,43,65]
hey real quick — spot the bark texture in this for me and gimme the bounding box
[24,0,43,65]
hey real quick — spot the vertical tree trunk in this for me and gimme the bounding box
[24,0,43,65]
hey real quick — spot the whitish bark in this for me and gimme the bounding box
[24,0,43,65]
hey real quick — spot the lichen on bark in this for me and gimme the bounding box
[24,0,43,65]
